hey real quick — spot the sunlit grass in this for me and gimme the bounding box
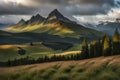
[0,55,120,80]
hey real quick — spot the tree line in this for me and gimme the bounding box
[0,28,119,67]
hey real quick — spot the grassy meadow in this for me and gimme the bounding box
[0,55,119,80]
[0,43,81,62]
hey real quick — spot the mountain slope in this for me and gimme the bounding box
[0,55,120,80]
[96,21,120,36]
[6,9,103,39]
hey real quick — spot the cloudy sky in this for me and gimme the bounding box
[0,0,120,24]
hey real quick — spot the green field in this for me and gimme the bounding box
[0,43,81,62]
[0,55,119,80]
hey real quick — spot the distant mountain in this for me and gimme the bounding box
[6,9,103,39]
[96,21,120,36]
[0,23,11,30]
[83,20,120,36]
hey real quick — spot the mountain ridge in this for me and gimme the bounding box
[96,21,120,36]
[6,9,104,38]
[45,9,74,23]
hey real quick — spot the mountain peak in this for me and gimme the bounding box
[52,9,59,13]
[29,14,45,23]
[18,19,25,24]
[46,9,72,23]
[31,14,44,20]
[47,9,64,19]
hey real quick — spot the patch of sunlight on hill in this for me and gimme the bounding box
[0,44,60,61]
[51,51,81,56]
[21,24,43,32]
[43,22,74,35]
[0,45,16,49]
[6,26,19,32]
[47,16,57,21]
[6,22,74,36]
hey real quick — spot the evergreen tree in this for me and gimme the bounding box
[7,59,11,66]
[102,34,107,54]
[81,39,89,59]
[30,42,33,46]
[93,41,98,57]
[103,34,111,56]
[89,40,100,58]
[97,39,103,56]
[112,28,120,55]
[89,42,94,58]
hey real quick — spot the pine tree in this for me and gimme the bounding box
[101,34,106,56]
[97,39,103,56]
[103,34,111,56]
[89,40,101,58]
[112,28,120,55]
[89,42,94,58]
[93,41,98,57]
[7,59,11,66]
[81,39,89,59]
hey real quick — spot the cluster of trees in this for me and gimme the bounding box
[82,28,120,58]
[0,28,119,67]
[2,54,83,67]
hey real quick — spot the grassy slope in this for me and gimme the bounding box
[0,55,120,80]
[0,44,81,62]
[0,44,54,62]
[6,21,103,38]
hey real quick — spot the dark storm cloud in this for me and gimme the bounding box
[66,0,117,15]
[0,0,120,24]
[0,2,36,15]
[72,0,114,5]
[0,0,118,15]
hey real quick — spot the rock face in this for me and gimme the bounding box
[46,9,72,23]
[12,9,75,26]
[25,14,45,24]
[29,14,45,23]
[18,19,25,24]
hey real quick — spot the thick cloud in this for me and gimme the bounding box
[0,0,118,15]
[0,1,37,15]
[0,0,120,24]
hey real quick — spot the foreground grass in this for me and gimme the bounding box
[0,55,120,80]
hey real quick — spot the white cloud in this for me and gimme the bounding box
[0,15,31,24]
[73,8,120,24]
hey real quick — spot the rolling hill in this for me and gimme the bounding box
[0,30,85,45]
[0,55,120,80]
[6,9,103,39]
